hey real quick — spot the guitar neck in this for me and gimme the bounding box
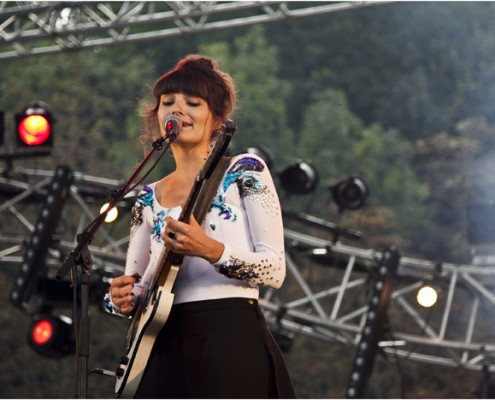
[150,120,237,290]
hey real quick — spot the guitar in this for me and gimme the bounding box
[114,120,236,398]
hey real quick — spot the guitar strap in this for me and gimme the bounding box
[193,156,232,225]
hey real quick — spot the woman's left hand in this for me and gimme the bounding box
[163,214,224,263]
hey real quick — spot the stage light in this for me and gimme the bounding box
[417,285,438,308]
[28,313,75,357]
[15,100,55,151]
[240,145,275,170]
[330,176,369,212]
[100,203,118,223]
[10,166,74,308]
[346,247,400,399]
[278,160,319,196]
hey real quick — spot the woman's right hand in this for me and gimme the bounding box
[109,274,139,315]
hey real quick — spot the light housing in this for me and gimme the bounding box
[28,313,75,357]
[10,166,74,307]
[15,100,55,151]
[278,160,319,196]
[330,176,369,212]
[100,203,119,223]
[417,285,438,308]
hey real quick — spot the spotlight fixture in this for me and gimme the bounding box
[278,160,319,196]
[330,176,369,212]
[416,285,438,308]
[15,100,55,152]
[10,165,74,308]
[346,247,400,399]
[28,313,75,357]
[240,145,275,170]
[416,263,442,309]
[100,203,119,223]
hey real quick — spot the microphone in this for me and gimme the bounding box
[163,114,182,142]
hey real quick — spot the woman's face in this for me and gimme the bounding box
[157,93,216,150]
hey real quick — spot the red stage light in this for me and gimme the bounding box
[27,314,74,358]
[32,319,54,345]
[15,101,55,151]
[18,114,51,146]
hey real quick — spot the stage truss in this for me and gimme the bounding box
[2,165,495,376]
[0,1,387,60]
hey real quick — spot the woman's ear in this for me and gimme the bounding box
[213,117,223,132]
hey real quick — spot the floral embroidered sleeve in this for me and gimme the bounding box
[124,186,155,295]
[212,155,286,289]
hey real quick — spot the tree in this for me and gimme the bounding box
[413,117,495,262]
[198,25,294,167]
[266,2,495,141]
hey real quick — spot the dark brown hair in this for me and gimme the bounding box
[143,54,237,142]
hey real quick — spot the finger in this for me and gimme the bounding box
[164,217,179,238]
[121,302,135,315]
[113,292,134,307]
[166,217,191,233]
[189,214,200,228]
[111,274,139,289]
[162,226,177,242]
[165,217,177,230]
[111,282,135,302]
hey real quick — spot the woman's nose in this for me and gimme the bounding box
[170,99,186,115]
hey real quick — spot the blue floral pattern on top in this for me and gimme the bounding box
[130,185,154,236]
[152,210,167,243]
[211,157,265,222]
[130,184,178,244]
[138,185,154,207]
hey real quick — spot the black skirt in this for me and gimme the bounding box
[135,297,296,399]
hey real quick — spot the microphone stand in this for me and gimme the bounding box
[55,136,170,399]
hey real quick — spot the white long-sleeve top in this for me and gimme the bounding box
[121,153,286,305]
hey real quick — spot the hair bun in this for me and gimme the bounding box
[180,54,217,73]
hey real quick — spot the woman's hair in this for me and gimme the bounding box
[142,54,237,143]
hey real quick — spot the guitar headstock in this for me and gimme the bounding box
[200,119,237,180]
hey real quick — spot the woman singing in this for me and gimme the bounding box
[107,54,295,398]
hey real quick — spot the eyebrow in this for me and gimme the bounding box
[162,93,204,101]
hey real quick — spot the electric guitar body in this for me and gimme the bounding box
[114,121,236,398]
[114,263,178,398]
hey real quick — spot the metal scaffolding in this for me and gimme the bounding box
[0,1,385,60]
[2,166,495,375]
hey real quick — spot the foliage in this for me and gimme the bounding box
[198,25,294,166]
[413,117,495,261]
